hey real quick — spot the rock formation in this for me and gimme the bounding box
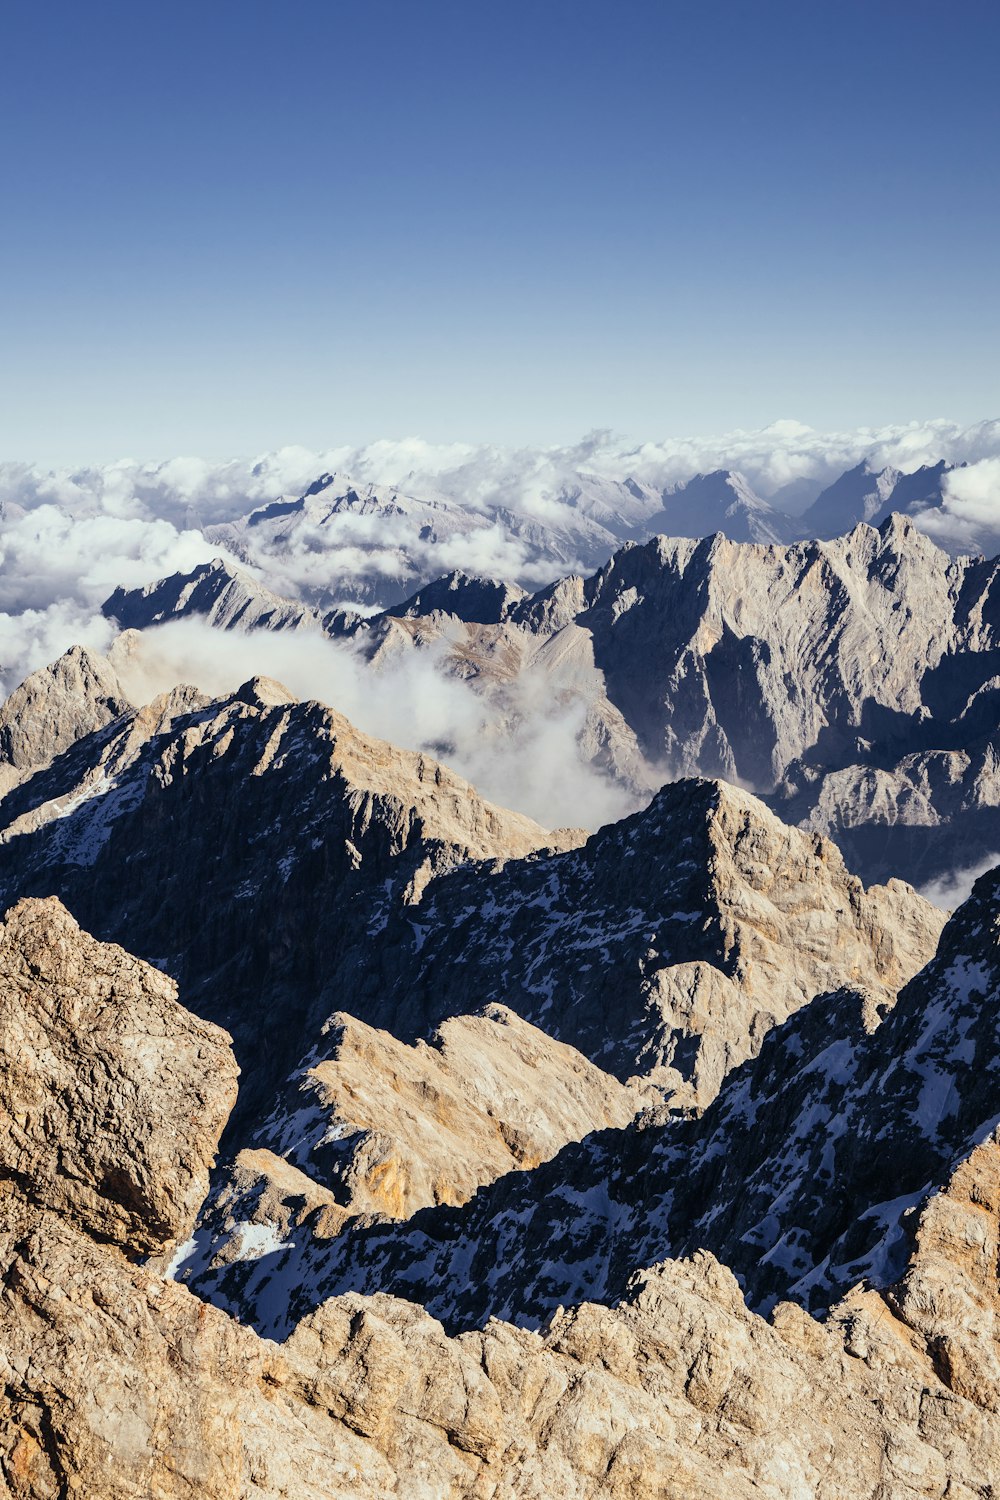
[0,662,579,1133]
[5,890,1000,1496]
[0,644,131,797]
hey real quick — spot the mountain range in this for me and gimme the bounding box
[104,511,1000,891]
[2,639,1000,1493]
[8,436,1000,1491]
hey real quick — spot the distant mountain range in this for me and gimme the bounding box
[87,455,993,614]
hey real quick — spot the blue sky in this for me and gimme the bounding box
[2,0,998,462]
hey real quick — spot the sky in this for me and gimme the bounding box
[2,0,999,463]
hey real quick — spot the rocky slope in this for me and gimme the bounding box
[0,644,132,797]
[222,1004,646,1232]
[8,893,1000,1497]
[0,662,579,1131]
[182,851,1000,1357]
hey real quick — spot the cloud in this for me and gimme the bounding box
[108,619,638,833]
[0,498,243,693]
[919,852,1000,911]
[938,458,1000,528]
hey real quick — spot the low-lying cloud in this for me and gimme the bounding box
[109,618,641,833]
[919,852,1000,911]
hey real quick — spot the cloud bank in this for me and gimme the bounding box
[110,619,638,833]
[3,414,1000,827]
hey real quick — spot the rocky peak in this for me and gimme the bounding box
[103,556,319,633]
[388,570,528,625]
[0,644,132,795]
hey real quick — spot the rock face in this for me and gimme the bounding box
[0,644,132,796]
[248,1004,644,1219]
[7,897,1000,1498]
[0,895,236,1254]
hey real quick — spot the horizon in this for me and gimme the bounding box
[5,412,1000,494]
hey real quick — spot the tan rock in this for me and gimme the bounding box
[0,897,237,1254]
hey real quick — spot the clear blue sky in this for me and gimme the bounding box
[2,0,998,462]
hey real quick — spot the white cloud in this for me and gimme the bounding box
[109,619,638,833]
[938,458,1000,528]
[919,852,1000,912]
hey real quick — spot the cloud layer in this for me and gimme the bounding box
[3,415,1000,827]
[110,619,639,833]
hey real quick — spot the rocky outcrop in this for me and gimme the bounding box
[0,896,236,1254]
[103,556,323,634]
[0,645,132,797]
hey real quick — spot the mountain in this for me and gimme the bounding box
[645,469,795,544]
[103,554,321,633]
[200,467,669,610]
[0,642,131,796]
[7,894,1000,1497]
[801,459,952,539]
[0,661,578,1128]
[0,664,940,1113]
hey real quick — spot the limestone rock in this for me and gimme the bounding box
[0,666,580,1129]
[187,1006,645,1280]
[0,897,237,1254]
[0,645,131,797]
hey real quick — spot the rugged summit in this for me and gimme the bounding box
[0,660,578,1129]
[0,644,131,796]
[7,890,1000,1497]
